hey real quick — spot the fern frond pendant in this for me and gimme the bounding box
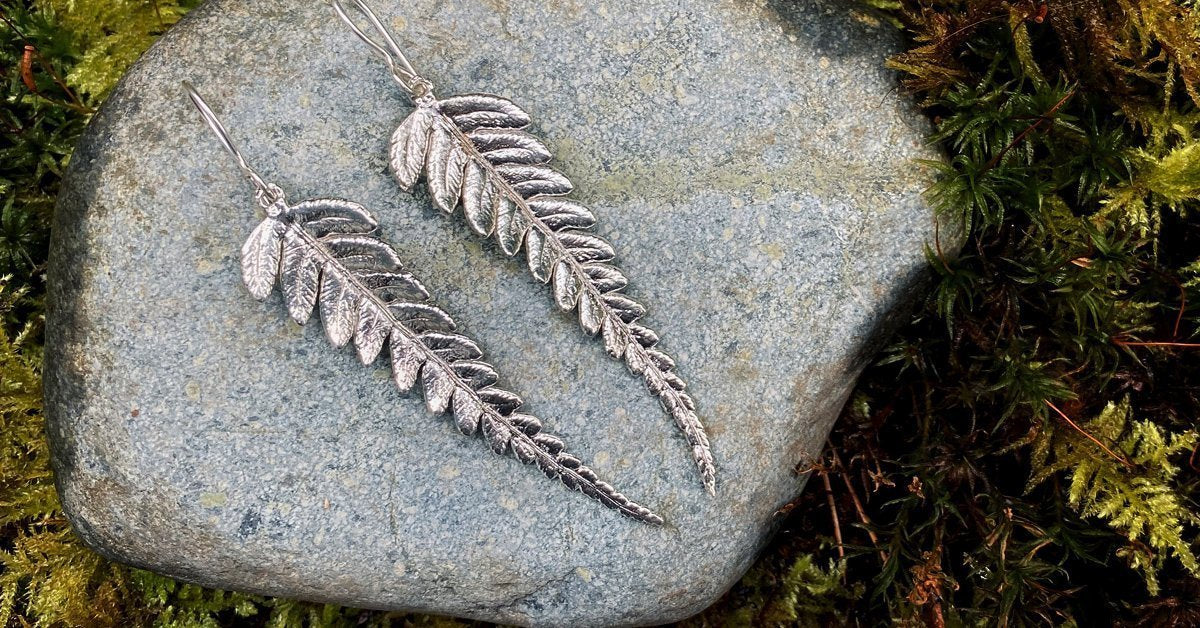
[330,0,716,494]
[246,198,661,524]
[185,84,662,525]
[393,96,716,494]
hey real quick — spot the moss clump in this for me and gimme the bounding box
[707,1,1200,625]
[2,0,1200,625]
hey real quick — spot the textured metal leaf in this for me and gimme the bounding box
[388,302,456,333]
[494,163,573,198]
[389,330,423,391]
[578,291,603,336]
[582,263,627,293]
[389,107,435,191]
[425,124,466,213]
[421,362,455,414]
[603,293,647,323]
[507,413,542,435]
[281,230,320,324]
[302,217,376,237]
[290,198,379,236]
[388,90,717,495]
[527,198,596,230]
[322,234,404,269]
[552,260,580,311]
[467,128,551,164]
[438,94,531,130]
[524,228,555,283]
[452,387,483,435]
[662,370,687,391]
[419,332,482,361]
[354,300,389,365]
[509,207,532,253]
[644,349,676,371]
[494,196,526,256]
[533,433,565,454]
[601,316,627,358]
[319,266,359,348]
[511,438,538,464]
[477,387,523,416]
[353,269,429,300]
[461,158,497,236]
[452,360,500,389]
[556,232,615,263]
[481,414,509,454]
[240,218,282,301]
[624,344,646,374]
[627,323,659,348]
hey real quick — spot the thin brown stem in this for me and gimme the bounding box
[933,215,952,273]
[1169,275,1187,339]
[983,84,1077,172]
[151,0,165,27]
[1113,340,1200,349]
[829,445,889,564]
[1044,400,1133,468]
[820,466,845,563]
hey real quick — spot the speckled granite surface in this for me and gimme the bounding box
[44,0,939,624]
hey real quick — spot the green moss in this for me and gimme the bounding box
[750,0,1200,624]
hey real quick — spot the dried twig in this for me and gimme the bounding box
[820,466,846,562]
[829,445,889,564]
[1113,339,1200,349]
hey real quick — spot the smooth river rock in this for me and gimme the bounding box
[45,0,939,624]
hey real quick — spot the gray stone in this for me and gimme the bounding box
[44,0,939,624]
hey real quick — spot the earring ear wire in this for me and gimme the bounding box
[330,0,432,99]
[183,81,282,209]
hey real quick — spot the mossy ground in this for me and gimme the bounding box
[2,0,1199,625]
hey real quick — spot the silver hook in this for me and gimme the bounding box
[331,0,433,99]
[183,81,283,210]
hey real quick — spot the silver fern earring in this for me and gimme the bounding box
[182,82,662,525]
[332,0,716,495]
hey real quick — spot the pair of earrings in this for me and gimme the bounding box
[184,0,713,525]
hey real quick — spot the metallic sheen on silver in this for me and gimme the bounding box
[333,0,717,495]
[183,83,663,525]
